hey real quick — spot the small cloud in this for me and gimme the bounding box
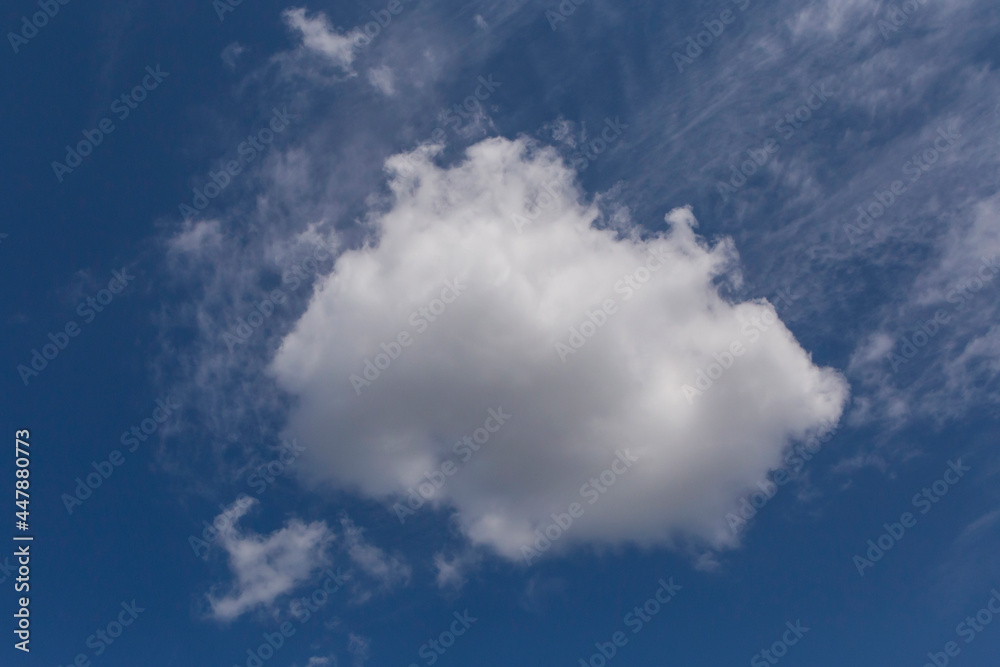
[518,575,566,614]
[929,505,1000,612]
[306,657,336,667]
[433,550,481,590]
[168,219,224,256]
[367,65,395,96]
[339,516,411,589]
[205,499,334,621]
[956,508,1000,543]
[547,118,576,147]
[693,551,721,572]
[849,332,895,368]
[474,14,488,30]
[832,452,887,474]
[347,634,371,667]
[221,42,246,71]
[283,7,367,74]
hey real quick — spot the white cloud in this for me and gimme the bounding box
[306,657,336,667]
[433,550,481,590]
[168,219,223,256]
[347,634,371,667]
[958,509,1000,543]
[206,499,334,621]
[283,7,367,74]
[221,42,246,71]
[367,65,396,95]
[268,136,849,560]
[693,551,722,573]
[339,516,411,588]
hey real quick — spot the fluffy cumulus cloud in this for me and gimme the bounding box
[206,499,334,621]
[268,136,849,559]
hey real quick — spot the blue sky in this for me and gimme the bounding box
[2,0,1000,665]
